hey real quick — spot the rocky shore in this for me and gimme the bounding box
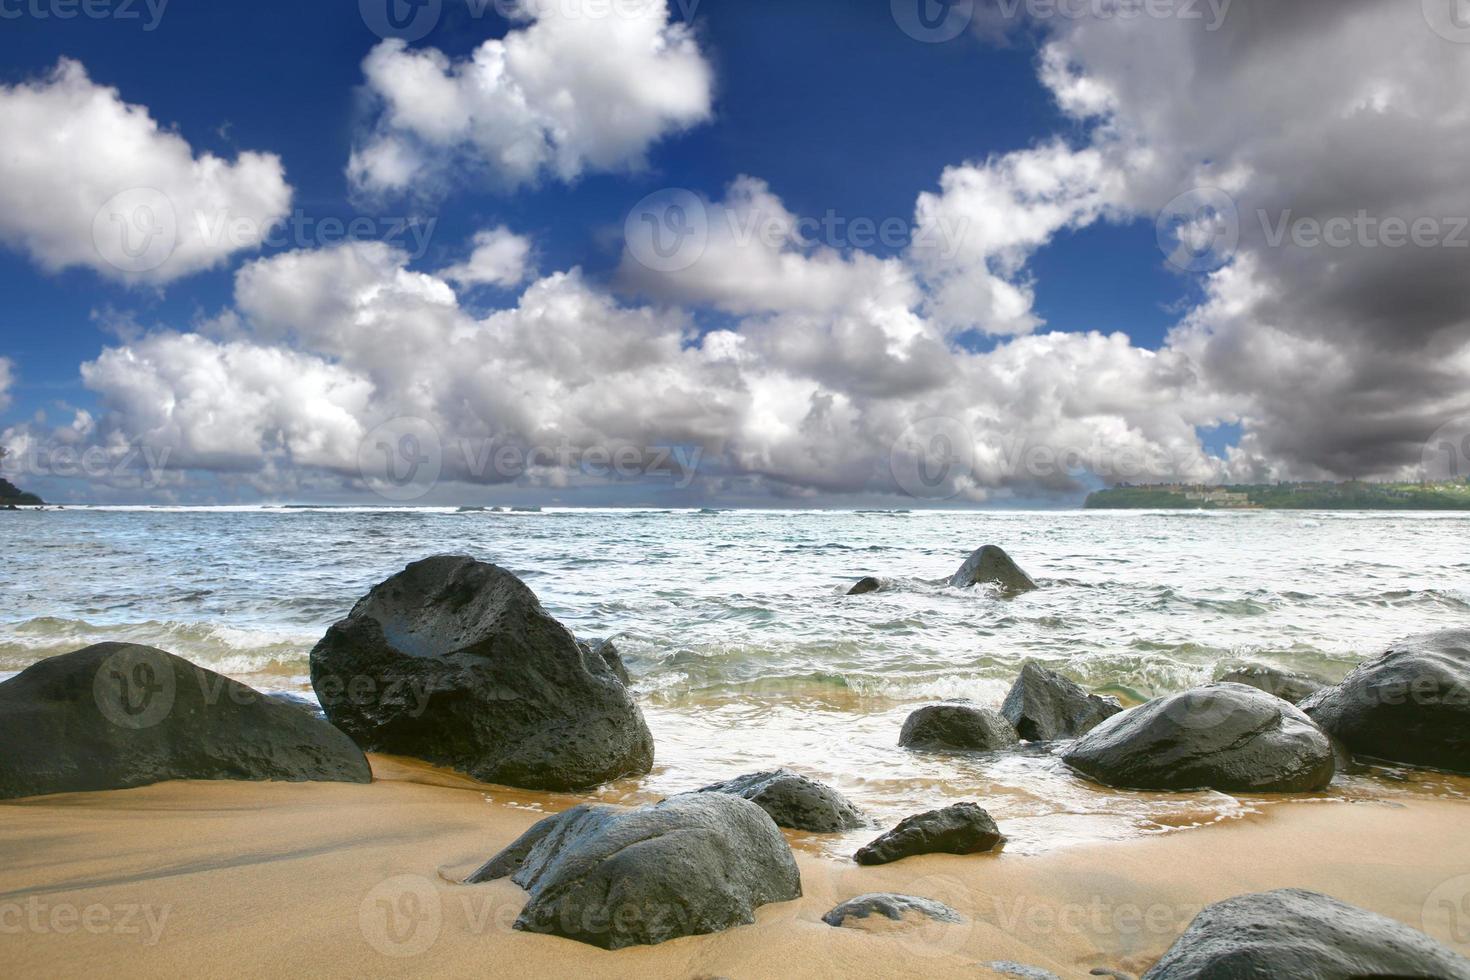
[2,546,1469,977]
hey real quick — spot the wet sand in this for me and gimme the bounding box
[3,757,1468,979]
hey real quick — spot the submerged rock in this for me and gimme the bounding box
[1217,663,1326,704]
[948,545,1037,592]
[578,637,632,687]
[0,643,370,800]
[1002,662,1123,741]
[847,576,885,596]
[466,794,802,949]
[822,894,963,930]
[1062,683,1335,793]
[899,702,1019,752]
[854,802,1003,865]
[310,555,653,792]
[697,768,864,832]
[1143,888,1470,979]
[1301,629,1470,773]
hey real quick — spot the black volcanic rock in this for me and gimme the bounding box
[1143,888,1470,979]
[854,802,1003,865]
[900,702,1019,752]
[578,637,632,686]
[1002,661,1123,741]
[466,794,801,949]
[1301,629,1470,773]
[0,643,370,800]
[948,545,1037,591]
[1218,663,1327,704]
[1062,683,1335,793]
[310,556,653,791]
[847,576,884,596]
[696,768,864,832]
[822,893,963,929]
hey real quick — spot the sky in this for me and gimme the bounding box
[1,0,1468,507]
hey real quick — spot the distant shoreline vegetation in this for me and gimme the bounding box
[1086,480,1470,511]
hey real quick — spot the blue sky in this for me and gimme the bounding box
[0,1,1464,504]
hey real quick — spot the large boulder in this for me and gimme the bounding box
[1001,662,1122,741]
[899,702,1019,752]
[1301,629,1470,773]
[465,794,802,949]
[854,802,1003,865]
[1143,888,1470,979]
[696,768,865,832]
[310,556,653,791]
[948,546,1037,592]
[822,894,963,930]
[0,643,370,800]
[1061,683,1335,793]
[1218,663,1326,704]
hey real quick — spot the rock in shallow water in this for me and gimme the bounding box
[1142,888,1470,979]
[696,768,865,832]
[847,576,885,596]
[854,802,1003,865]
[948,545,1037,592]
[465,794,802,949]
[310,555,653,792]
[1301,628,1470,774]
[822,893,963,930]
[1217,663,1326,704]
[1002,661,1122,741]
[1061,683,1335,793]
[900,702,1019,752]
[0,643,370,800]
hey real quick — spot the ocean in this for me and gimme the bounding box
[4,506,1468,854]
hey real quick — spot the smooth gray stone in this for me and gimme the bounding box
[822,893,962,929]
[697,768,864,832]
[0,643,370,800]
[847,576,884,596]
[854,802,1003,865]
[900,701,1019,752]
[1002,661,1123,741]
[467,793,802,949]
[1218,663,1327,704]
[1062,683,1335,793]
[1143,888,1470,979]
[948,545,1037,591]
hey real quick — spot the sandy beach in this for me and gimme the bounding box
[4,756,1468,979]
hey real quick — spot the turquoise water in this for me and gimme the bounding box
[4,507,1468,852]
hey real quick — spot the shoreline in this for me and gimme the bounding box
[4,758,1469,978]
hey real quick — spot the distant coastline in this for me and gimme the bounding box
[0,477,43,508]
[1086,480,1470,511]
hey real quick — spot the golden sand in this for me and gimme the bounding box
[2,756,1468,979]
